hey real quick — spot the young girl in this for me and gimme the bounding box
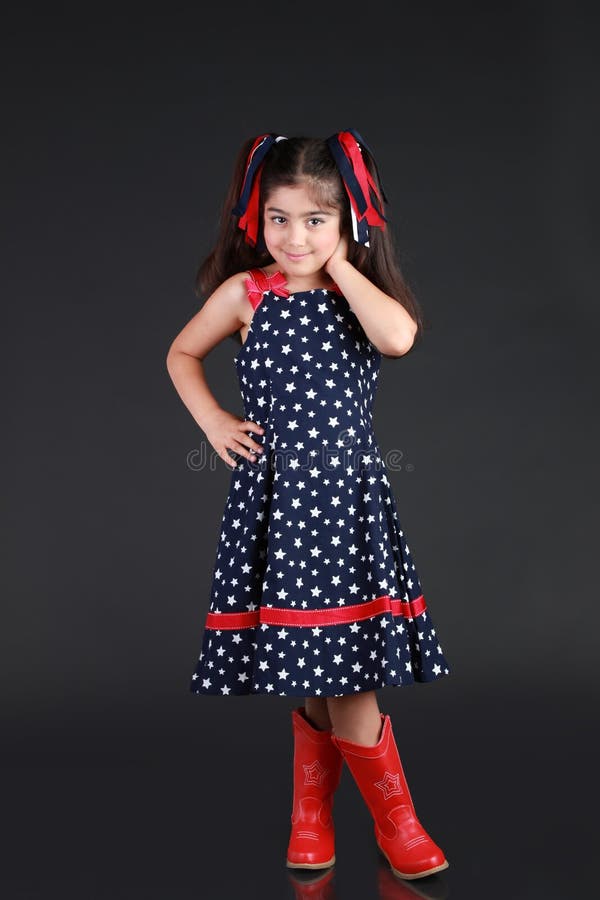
[166,130,451,882]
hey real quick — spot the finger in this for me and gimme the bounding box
[242,420,265,434]
[237,434,265,454]
[238,422,265,453]
[231,438,259,462]
[219,447,239,468]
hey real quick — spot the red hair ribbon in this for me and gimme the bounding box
[244,269,290,309]
[232,134,288,248]
[326,129,387,246]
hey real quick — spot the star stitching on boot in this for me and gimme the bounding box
[374,770,404,800]
[303,759,329,786]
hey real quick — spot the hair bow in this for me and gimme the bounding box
[232,134,288,248]
[244,269,290,309]
[326,128,387,246]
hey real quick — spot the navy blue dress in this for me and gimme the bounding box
[190,267,451,697]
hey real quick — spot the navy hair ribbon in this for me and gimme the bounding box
[232,133,287,248]
[326,128,388,246]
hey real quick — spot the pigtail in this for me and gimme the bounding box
[195,135,274,300]
[338,137,428,342]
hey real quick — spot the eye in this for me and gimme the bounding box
[308,218,325,227]
[270,215,286,225]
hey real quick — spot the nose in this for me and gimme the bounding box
[288,222,306,247]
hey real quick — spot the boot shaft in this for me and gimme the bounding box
[330,713,417,818]
[291,707,344,806]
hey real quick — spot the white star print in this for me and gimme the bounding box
[190,279,451,698]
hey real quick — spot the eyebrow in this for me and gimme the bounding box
[266,206,333,216]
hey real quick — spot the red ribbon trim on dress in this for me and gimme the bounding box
[204,594,427,630]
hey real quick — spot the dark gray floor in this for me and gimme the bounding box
[4,682,596,898]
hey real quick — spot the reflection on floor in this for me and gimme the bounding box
[3,684,596,898]
[287,859,449,899]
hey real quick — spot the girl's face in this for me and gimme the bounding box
[262,183,341,279]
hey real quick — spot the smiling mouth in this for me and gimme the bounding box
[285,251,310,260]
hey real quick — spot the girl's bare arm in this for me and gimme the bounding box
[326,240,418,357]
[166,273,265,467]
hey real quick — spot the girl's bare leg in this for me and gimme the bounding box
[304,696,333,731]
[326,690,383,746]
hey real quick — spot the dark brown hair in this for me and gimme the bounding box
[195,134,426,344]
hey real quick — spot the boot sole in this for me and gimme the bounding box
[377,843,449,880]
[286,854,336,869]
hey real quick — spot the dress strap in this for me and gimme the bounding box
[244,268,290,310]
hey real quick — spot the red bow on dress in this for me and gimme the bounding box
[244,269,290,309]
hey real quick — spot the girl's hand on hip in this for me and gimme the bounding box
[202,407,265,468]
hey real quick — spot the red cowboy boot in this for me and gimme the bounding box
[330,713,449,880]
[286,705,344,869]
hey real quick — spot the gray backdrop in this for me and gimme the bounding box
[3,3,598,898]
